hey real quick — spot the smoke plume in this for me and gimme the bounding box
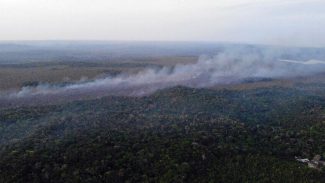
[1,48,325,104]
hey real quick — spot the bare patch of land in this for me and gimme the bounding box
[0,56,197,90]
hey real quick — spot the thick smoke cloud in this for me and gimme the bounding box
[4,48,325,100]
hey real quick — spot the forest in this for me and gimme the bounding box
[1,85,325,182]
[2,0,325,181]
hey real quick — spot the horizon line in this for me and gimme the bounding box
[0,39,322,49]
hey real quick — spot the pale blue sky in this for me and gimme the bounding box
[0,0,324,47]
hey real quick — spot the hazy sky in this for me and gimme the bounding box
[1,0,325,47]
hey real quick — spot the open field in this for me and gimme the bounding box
[0,56,197,90]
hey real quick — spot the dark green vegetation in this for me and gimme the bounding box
[2,41,325,182]
[1,85,325,182]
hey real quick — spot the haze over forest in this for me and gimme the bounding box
[1,1,325,183]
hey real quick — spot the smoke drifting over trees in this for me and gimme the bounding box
[3,47,325,100]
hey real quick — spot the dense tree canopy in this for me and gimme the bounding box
[1,86,325,182]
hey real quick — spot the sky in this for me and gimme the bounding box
[0,0,325,47]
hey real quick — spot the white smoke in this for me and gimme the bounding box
[3,49,325,99]
[279,59,325,65]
